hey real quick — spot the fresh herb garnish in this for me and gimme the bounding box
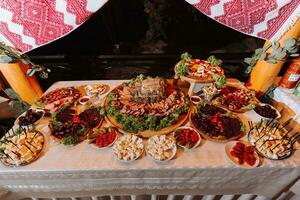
[99,107,106,115]
[181,52,192,61]
[62,136,76,145]
[212,74,226,88]
[207,55,222,66]
[122,74,145,87]
[176,61,189,77]
[34,100,47,106]
[176,52,192,77]
[77,127,87,136]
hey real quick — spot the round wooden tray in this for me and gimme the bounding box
[104,84,190,138]
[0,130,45,167]
[189,106,245,143]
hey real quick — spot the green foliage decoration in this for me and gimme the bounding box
[0,43,50,79]
[244,37,300,74]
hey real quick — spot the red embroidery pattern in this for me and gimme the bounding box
[0,22,32,51]
[66,0,92,25]
[258,0,300,39]
[0,0,94,52]
[215,0,277,34]
[193,0,220,15]
[0,0,299,52]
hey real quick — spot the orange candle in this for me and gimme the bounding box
[0,62,39,104]
[20,63,43,97]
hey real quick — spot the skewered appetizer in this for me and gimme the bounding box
[34,87,82,113]
[16,109,44,126]
[0,128,45,167]
[213,85,257,112]
[146,135,176,161]
[191,103,244,142]
[174,127,200,149]
[175,52,224,83]
[113,134,144,161]
[105,75,189,138]
[88,127,118,148]
[248,120,297,160]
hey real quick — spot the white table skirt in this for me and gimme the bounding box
[273,87,300,123]
[0,80,299,199]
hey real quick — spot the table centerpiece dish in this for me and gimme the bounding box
[248,120,299,160]
[0,127,45,167]
[190,102,245,142]
[174,52,224,83]
[112,134,144,162]
[104,74,190,138]
[48,102,104,145]
[146,135,177,162]
[88,127,118,149]
[212,84,258,113]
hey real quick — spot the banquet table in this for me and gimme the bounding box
[0,80,300,200]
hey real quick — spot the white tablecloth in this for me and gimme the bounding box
[0,80,299,199]
[273,87,300,123]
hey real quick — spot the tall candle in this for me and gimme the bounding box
[20,63,43,97]
[0,62,39,104]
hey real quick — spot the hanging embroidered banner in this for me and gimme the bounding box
[0,0,299,52]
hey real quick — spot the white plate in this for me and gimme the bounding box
[146,135,177,163]
[190,95,202,105]
[254,103,281,120]
[173,126,201,150]
[90,133,118,150]
[14,109,45,127]
[78,96,91,105]
[146,144,177,163]
[114,149,144,163]
[225,141,260,169]
[112,135,144,163]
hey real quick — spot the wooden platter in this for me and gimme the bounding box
[189,106,245,143]
[104,84,190,138]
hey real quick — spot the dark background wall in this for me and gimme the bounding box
[27,0,265,90]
